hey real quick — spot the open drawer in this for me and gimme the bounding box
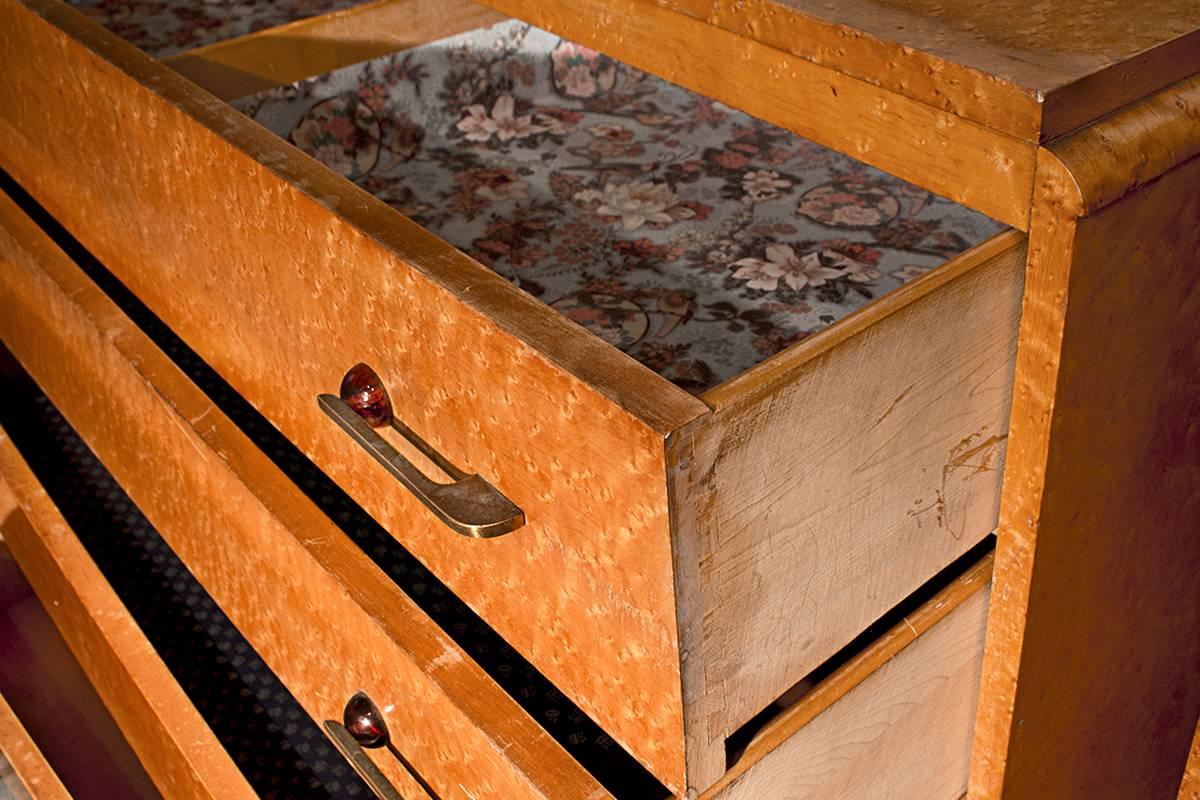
[0,1,1023,792]
[0,163,993,798]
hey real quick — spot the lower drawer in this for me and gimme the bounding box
[0,189,609,798]
[0,175,991,799]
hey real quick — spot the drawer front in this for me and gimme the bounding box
[0,0,708,788]
[0,185,612,798]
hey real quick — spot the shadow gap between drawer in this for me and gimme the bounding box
[0,357,372,799]
[0,167,671,800]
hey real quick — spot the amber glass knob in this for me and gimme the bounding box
[339,363,393,428]
[343,691,390,749]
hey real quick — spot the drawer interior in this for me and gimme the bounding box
[224,17,1008,395]
[0,363,378,798]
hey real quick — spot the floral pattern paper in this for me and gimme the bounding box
[67,0,367,57]
[237,21,1006,393]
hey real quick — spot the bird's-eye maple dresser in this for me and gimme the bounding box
[0,0,1197,798]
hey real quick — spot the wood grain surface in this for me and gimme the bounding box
[704,552,993,799]
[670,232,1022,787]
[476,0,1036,229]
[970,75,1200,800]
[709,565,991,800]
[1182,719,1200,800]
[163,0,508,100]
[0,692,70,800]
[0,2,708,788]
[658,0,1200,142]
[0,450,254,799]
[0,181,614,799]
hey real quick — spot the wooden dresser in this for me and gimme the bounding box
[0,0,1197,797]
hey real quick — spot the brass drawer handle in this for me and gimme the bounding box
[325,692,440,800]
[319,364,525,538]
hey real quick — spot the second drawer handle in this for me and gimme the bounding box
[318,363,525,538]
[325,691,441,800]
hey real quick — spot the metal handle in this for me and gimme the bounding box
[325,692,442,800]
[320,364,525,538]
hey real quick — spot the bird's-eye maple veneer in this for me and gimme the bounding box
[0,0,1197,797]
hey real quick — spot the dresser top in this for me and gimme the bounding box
[660,0,1200,141]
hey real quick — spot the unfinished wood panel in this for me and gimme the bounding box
[0,2,708,788]
[474,0,1035,229]
[970,77,1200,799]
[660,0,1200,141]
[0,693,69,800]
[0,186,613,800]
[670,232,1022,787]
[0,449,254,799]
[711,578,990,800]
[164,0,508,100]
[704,552,992,799]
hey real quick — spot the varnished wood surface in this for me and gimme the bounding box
[163,0,508,100]
[0,693,69,800]
[657,0,1200,142]
[704,552,992,799]
[970,75,1200,799]
[1181,719,1200,800]
[0,179,613,799]
[670,232,1022,786]
[476,0,1035,229]
[0,453,253,796]
[0,1,706,788]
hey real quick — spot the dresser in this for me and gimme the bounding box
[0,0,1197,798]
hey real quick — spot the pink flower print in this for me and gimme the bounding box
[731,258,783,291]
[488,94,543,141]
[561,65,597,98]
[456,104,493,142]
[741,170,791,203]
[456,95,544,143]
[714,150,751,170]
[356,83,388,111]
[830,204,885,226]
[733,244,846,292]
[592,181,693,231]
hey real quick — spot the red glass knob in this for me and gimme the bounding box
[339,363,393,428]
[343,691,389,749]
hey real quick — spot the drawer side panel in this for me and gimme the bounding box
[690,232,1023,756]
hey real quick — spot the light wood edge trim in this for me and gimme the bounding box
[657,0,1042,142]
[1048,72,1200,215]
[0,692,70,800]
[475,0,1036,230]
[0,182,613,800]
[703,229,1027,410]
[162,0,510,101]
[22,0,707,436]
[698,551,994,800]
[0,434,255,800]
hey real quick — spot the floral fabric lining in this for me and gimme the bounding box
[236,21,1006,393]
[66,0,368,57]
